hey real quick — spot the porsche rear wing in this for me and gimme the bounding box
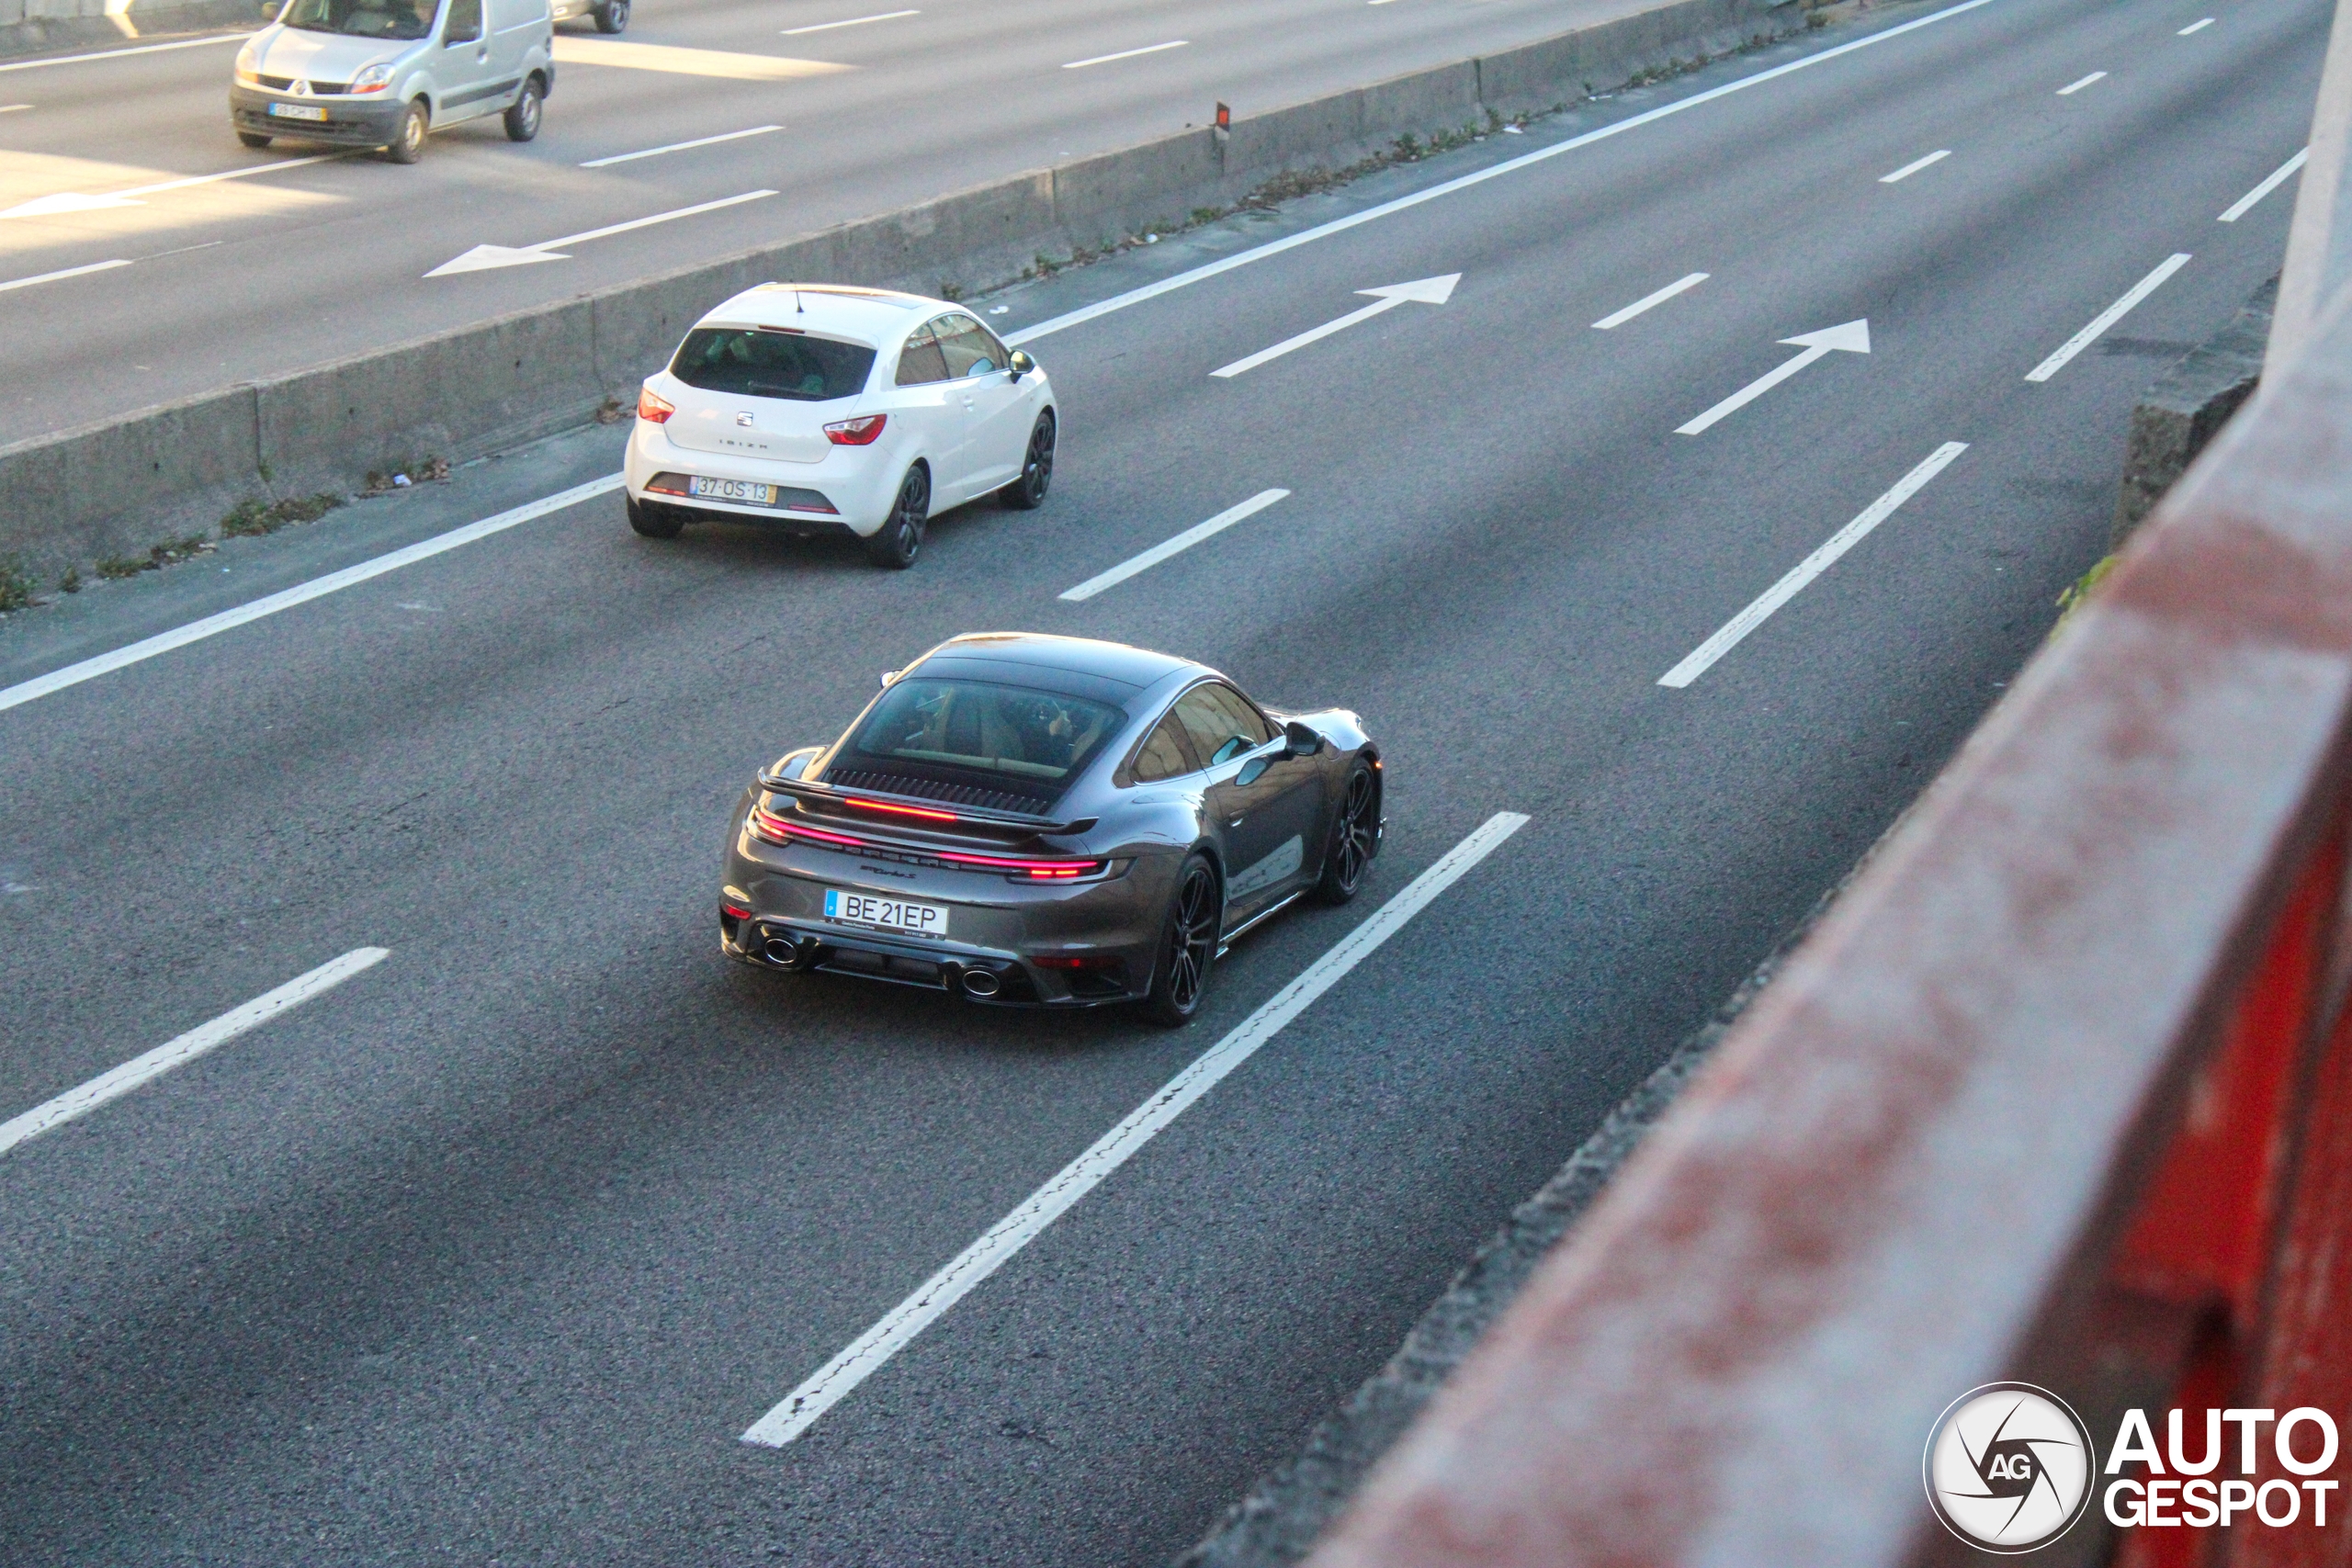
[754,773,1097,837]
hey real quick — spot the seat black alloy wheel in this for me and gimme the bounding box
[1146,855,1219,1025]
[1002,410,1055,510]
[1315,761,1378,904]
[866,465,931,568]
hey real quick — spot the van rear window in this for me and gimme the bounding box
[670,328,876,402]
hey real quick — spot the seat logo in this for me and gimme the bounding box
[736,412,754,426]
[1924,1383,2095,1553]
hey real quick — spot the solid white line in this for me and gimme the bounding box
[1591,271,1708,329]
[581,124,782,166]
[782,8,916,33]
[542,189,776,249]
[1061,39,1186,68]
[1059,490,1289,600]
[1659,442,1967,688]
[1211,298,1399,377]
[1879,148,1950,183]
[739,810,1532,1449]
[1005,0,2000,349]
[0,474,623,716]
[2219,148,2306,221]
[2057,70,2106,94]
[0,33,240,72]
[2024,253,2189,381]
[0,257,131,293]
[0,103,31,112]
[0,948,389,1159]
[2177,17,2213,33]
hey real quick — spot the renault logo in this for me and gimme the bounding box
[291,78,312,96]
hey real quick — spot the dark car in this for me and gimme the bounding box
[718,633,1383,1023]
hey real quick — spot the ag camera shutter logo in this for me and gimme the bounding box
[1923,1383,2096,1553]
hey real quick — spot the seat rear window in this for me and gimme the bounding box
[840,678,1125,795]
[671,328,876,401]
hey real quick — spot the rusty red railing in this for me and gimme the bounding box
[1299,37,2352,1568]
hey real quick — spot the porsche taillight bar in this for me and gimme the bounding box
[748,806,1106,880]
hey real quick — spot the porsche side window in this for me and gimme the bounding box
[1171,684,1270,769]
[1131,715,1194,784]
[894,322,951,387]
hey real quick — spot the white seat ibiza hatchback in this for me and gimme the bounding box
[624,284,1057,569]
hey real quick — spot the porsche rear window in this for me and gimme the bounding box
[842,679,1125,788]
[670,328,876,401]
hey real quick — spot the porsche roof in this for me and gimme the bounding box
[912,634,1201,698]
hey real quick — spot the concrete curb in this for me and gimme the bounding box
[2111,276,2276,547]
[0,0,1808,589]
[0,0,257,60]
[1173,813,1905,1568]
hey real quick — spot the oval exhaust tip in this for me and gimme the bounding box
[963,969,1001,998]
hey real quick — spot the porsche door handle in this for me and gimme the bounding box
[1227,817,1244,828]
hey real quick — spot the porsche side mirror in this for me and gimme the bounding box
[1007,350,1035,378]
[1283,720,1323,758]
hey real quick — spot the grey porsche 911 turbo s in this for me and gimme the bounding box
[718,632,1383,1023]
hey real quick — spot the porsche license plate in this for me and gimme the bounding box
[689,476,777,505]
[267,102,329,121]
[824,888,948,938]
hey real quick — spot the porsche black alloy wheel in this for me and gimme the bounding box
[866,464,930,568]
[1314,761,1378,905]
[1145,855,1220,1025]
[1001,410,1055,510]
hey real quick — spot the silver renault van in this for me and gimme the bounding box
[230,0,554,163]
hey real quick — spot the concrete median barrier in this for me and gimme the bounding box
[0,0,265,61]
[0,0,1805,591]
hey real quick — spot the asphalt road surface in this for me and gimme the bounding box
[0,0,1671,445]
[0,0,2323,1561]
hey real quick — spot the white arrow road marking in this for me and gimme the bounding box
[0,948,389,1160]
[426,189,778,276]
[1059,490,1290,601]
[1211,274,1459,378]
[0,257,132,293]
[739,810,1532,1450]
[2025,254,2189,381]
[1659,442,1967,688]
[0,152,341,220]
[1676,319,1870,434]
[2220,149,2305,221]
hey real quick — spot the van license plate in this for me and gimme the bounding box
[824,889,948,938]
[267,103,329,121]
[690,477,777,504]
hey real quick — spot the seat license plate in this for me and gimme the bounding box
[689,476,777,504]
[824,888,948,938]
[267,102,330,121]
